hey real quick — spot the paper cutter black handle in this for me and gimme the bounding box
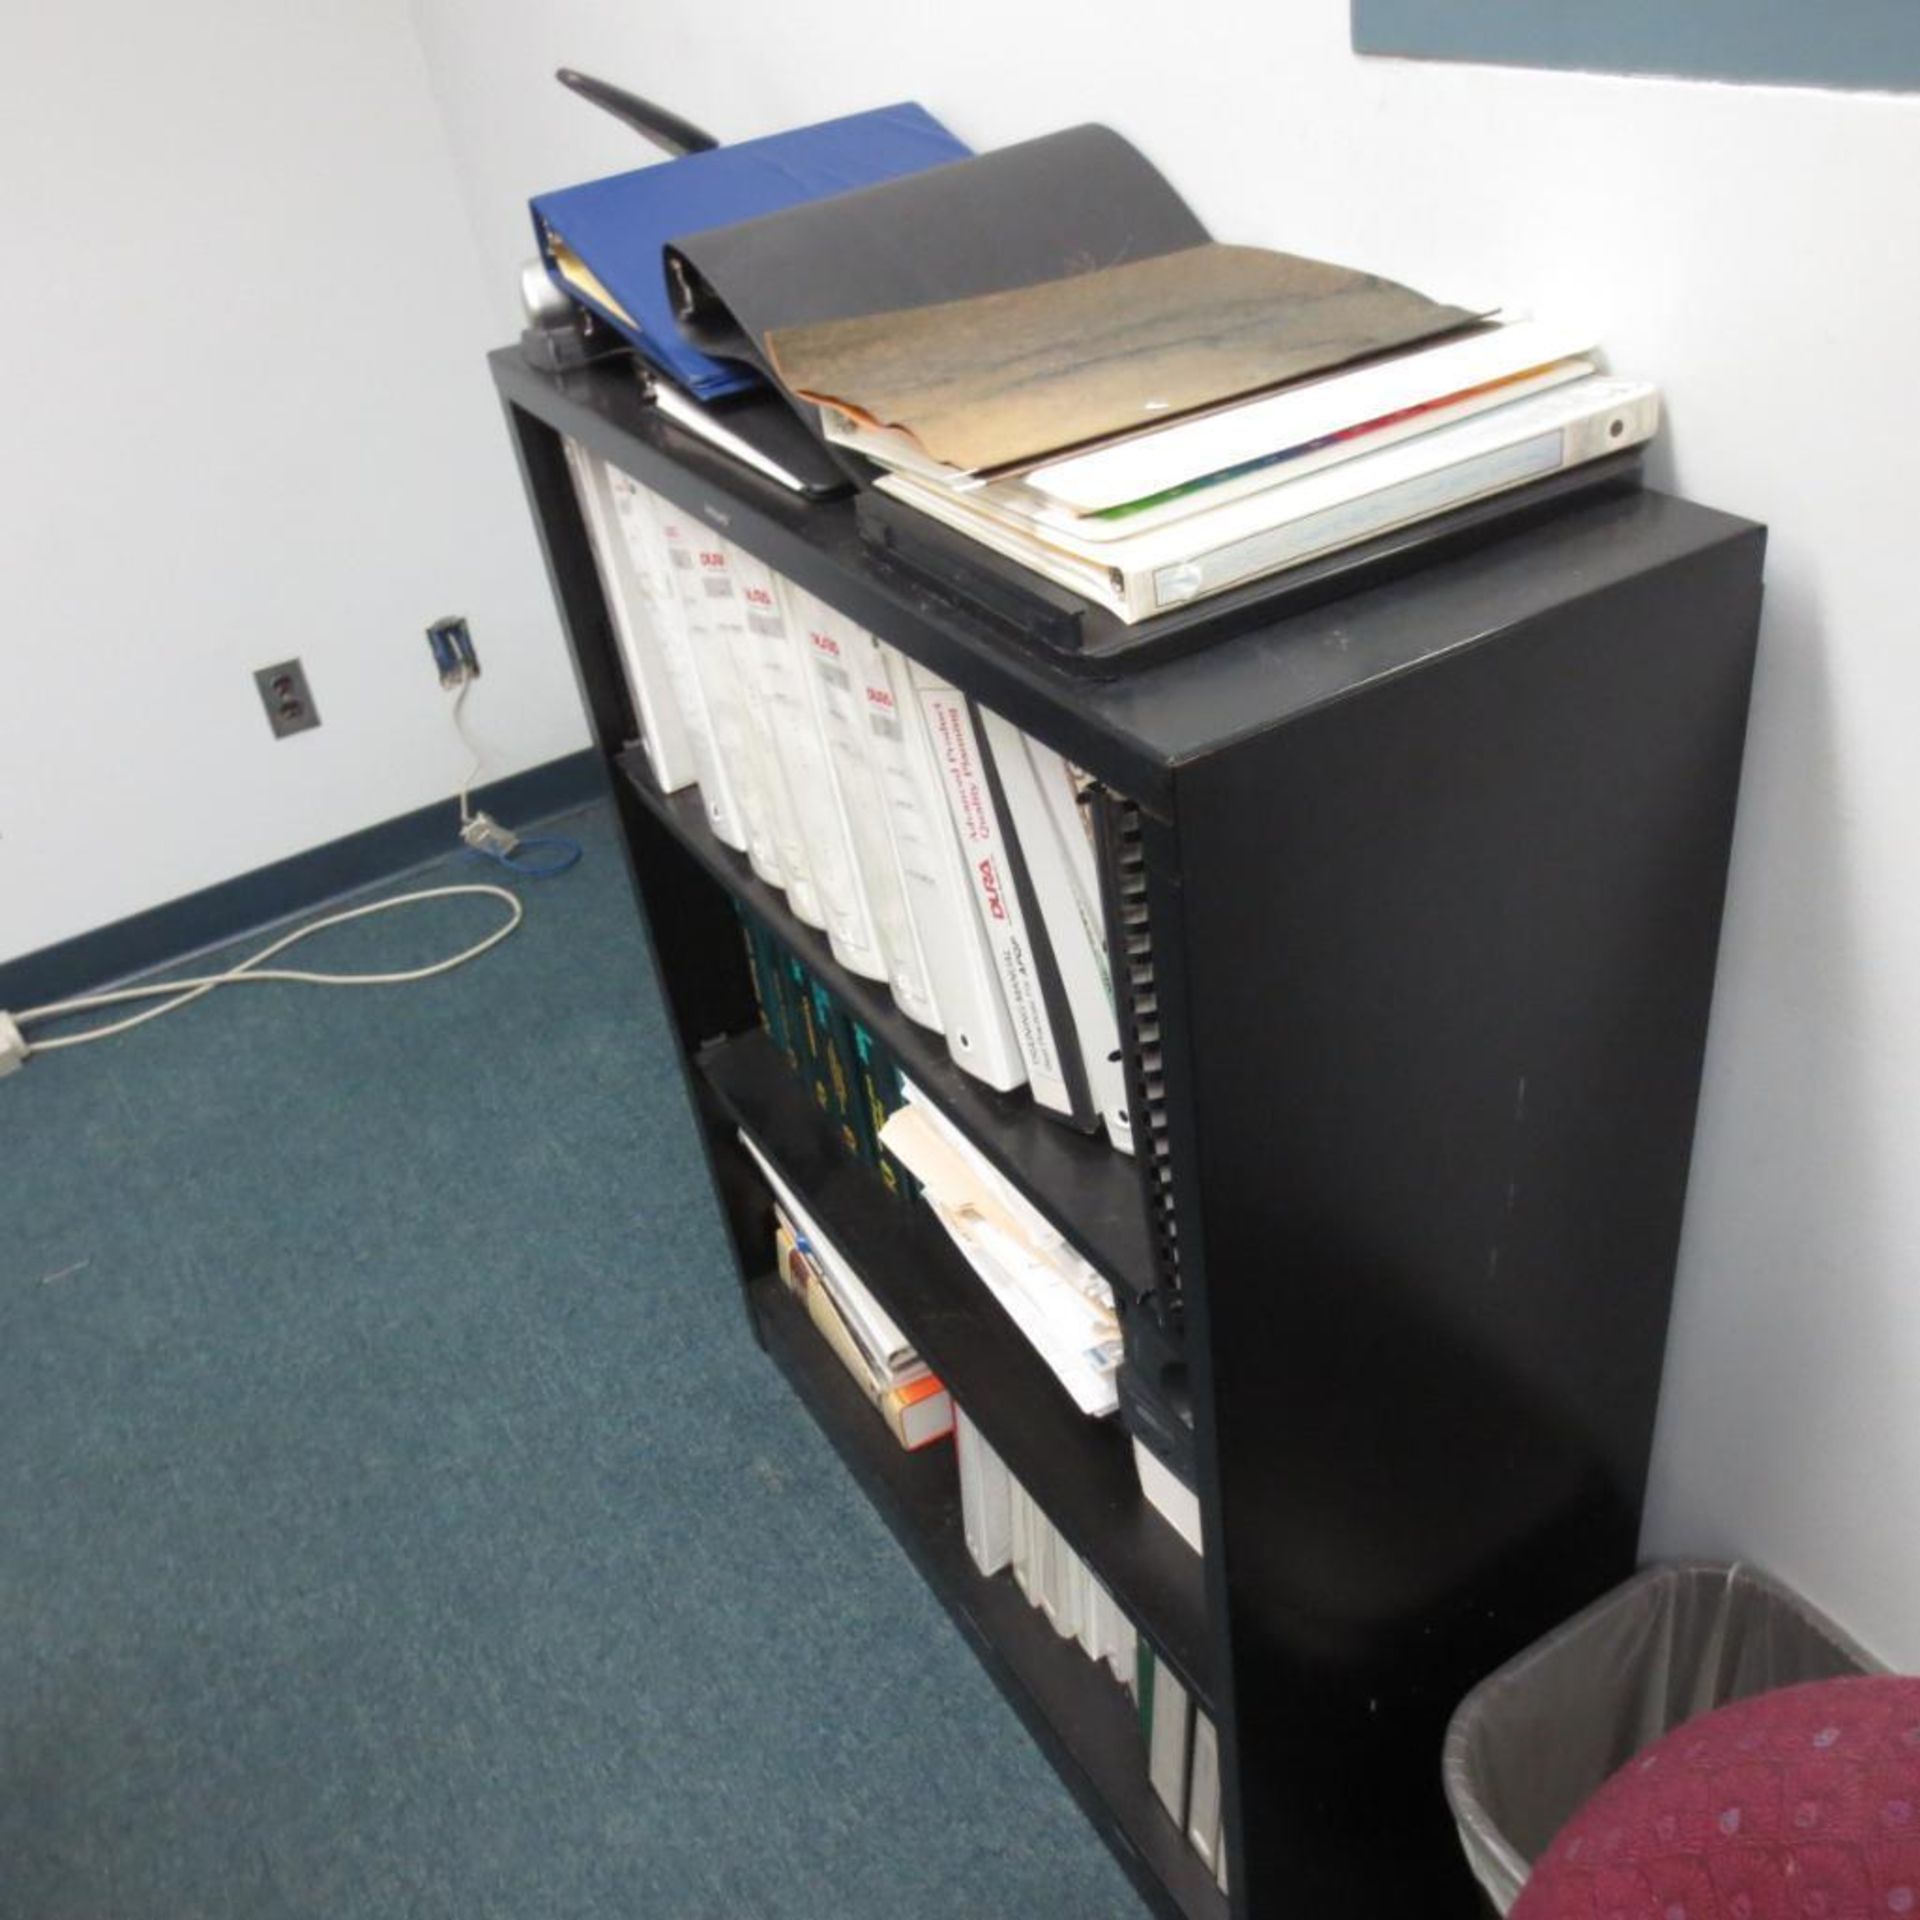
[555,69,719,157]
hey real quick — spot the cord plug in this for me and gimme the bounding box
[427,615,480,689]
[460,811,521,858]
[0,1012,28,1077]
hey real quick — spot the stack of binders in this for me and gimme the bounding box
[816,314,1658,623]
[563,439,1131,1154]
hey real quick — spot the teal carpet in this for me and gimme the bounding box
[0,803,1147,1919]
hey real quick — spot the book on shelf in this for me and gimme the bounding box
[740,913,796,1073]
[738,912,916,1199]
[848,1016,914,1201]
[742,1135,913,1368]
[954,1405,1014,1577]
[746,1129,953,1452]
[775,1213,953,1451]
[802,265,1657,623]
[833,313,1593,523]
[544,95,1645,637]
[1145,1650,1193,1830]
[782,945,839,1136]
[807,975,872,1163]
[669,522,796,891]
[1186,1708,1223,1875]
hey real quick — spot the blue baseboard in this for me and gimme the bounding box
[0,750,607,1015]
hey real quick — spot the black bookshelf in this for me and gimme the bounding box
[493,343,1766,1918]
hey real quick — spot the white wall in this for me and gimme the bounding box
[406,0,1920,1664]
[0,0,586,965]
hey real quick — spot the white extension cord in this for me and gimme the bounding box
[0,883,523,1076]
[449,675,520,859]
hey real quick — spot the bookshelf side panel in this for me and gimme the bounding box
[1175,528,1763,1915]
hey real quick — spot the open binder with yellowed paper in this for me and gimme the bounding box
[767,241,1483,476]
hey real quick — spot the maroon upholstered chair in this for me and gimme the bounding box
[1513,1675,1920,1920]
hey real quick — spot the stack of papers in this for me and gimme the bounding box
[737,1132,915,1372]
[824,310,1660,621]
[879,1083,1122,1416]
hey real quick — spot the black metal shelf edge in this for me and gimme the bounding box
[750,1274,1228,1920]
[498,349,1756,801]
[617,747,1158,1299]
[703,1027,1211,1702]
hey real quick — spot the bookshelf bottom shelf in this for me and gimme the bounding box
[747,1274,1227,1920]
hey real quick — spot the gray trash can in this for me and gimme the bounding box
[1442,1559,1885,1914]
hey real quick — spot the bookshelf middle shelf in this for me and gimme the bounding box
[696,1024,1213,1705]
[616,746,1158,1302]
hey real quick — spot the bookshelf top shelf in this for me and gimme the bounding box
[493,347,1762,810]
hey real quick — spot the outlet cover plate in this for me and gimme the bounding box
[255,658,321,739]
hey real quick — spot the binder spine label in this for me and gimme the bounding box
[727,561,822,923]
[859,648,1022,1091]
[645,504,748,848]
[918,686,1066,1092]
[793,619,886,975]
[807,627,938,1026]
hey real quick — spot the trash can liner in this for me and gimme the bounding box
[1441,1559,1885,1914]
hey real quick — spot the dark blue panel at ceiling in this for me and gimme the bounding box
[1353,0,1920,93]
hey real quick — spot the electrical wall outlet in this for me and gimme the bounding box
[255,658,321,738]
